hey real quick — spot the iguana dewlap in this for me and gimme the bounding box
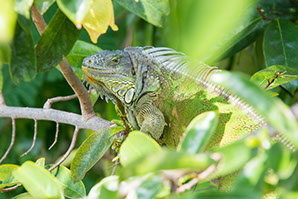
[82,47,264,148]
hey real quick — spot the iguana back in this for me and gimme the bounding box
[82,47,264,148]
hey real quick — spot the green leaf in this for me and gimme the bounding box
[209,139,258,179]
[12,192,33,199]
[0,64,3,91]
[57,0,91,24]
[119,131,161,167]
[0,164,19,190]
[10,16,36,84]
[35,157,45,167]
[36,9,81,72]
[219,17,268,61]
[35,0,56,14]
[0,0,17,44]
[88,176,119,199]
[47,165,86,198]
[178,111,218,154]
[13,161,63,198]
[169,191,260,199]
[71,127,115,183]
[14,0,34,18]
[116,0,170,27]
[263,19,298,69]
[135,174,163,199]
[120,150,215,179]
[251,65,298,90]
[233,152,267,192]
[65,40,101,79]
[211,72,298,149]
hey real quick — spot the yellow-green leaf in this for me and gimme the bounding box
[82,0,118,43]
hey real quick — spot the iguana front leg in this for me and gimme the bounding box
[135,95,165,140]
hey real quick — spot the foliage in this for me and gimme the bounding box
[0,0,297,198]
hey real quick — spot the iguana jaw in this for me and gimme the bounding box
[82,51,137,105]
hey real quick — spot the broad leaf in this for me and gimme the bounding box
[119,131,161,167]
[82,0,118,43]
[9,16,36,84]
[14,0,34,18]
[135,174,164,199]
[12,192,33,199]
[120,150,215,179]
[0,0,17,49]
[47,165,86,198]
[251,65,298,90]
[88,176,119,199]
[13,161,63,198]
[0,164,19,190]
[71,127,115,183]
[35,157,45,167]
[211,72,298,149]
[116,0,170,27]
[35,0,55,14]
[36,9,81,72]
[263,19,298,93]
[57,0,91,24]
[178,111,218,154]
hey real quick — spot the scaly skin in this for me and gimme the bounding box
[82,47,263,148]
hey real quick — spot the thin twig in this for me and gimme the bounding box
[48,127,80,171]
[43,94,77,109]
[111,158,119,175]
[20,120,38,157]
[0,119,16,164]
[49,122,59,150]
[257,6,274,21]
[1,184,21,192]
[264,72,282,89]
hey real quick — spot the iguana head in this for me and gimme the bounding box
[82,50,137,105]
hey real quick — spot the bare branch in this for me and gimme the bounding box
[0,119,16,164]
[49,122,60,150]
[43,94,77,109]
[48,127,80,171]
[20,120,38,157]
[0,106,112,131]
[31,4,96,121]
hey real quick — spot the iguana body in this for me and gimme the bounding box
[82,47,264,148]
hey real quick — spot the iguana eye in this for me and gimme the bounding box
[88,59,92,63]
[111,57,120,64]
[131,67,136,76]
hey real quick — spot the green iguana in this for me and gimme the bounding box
[81,47,279,149]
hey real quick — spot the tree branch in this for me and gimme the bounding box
[31,4,96,120]
[0,106,112,131]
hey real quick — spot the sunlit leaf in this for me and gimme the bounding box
[120,149,215,178]
[12,192,33,199]
[14,0,34,18]
[47,165,86,198]
[116,0,170,27]
[82,0,118,43]
[35,0,55,14]
[135,174,164,199]
[88,176,119,199]
[13,161,63,198]
[178,111,218,154]
[251,65,298,90]
[57,0,91,25]
[0,164,19,190]
[9,16,36,84]
[0,0,17,56]
[35,157,45,167]
[119,131,161,167]
[36,9,81,72]
[211,72,298,149]
[71,127,115,183]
